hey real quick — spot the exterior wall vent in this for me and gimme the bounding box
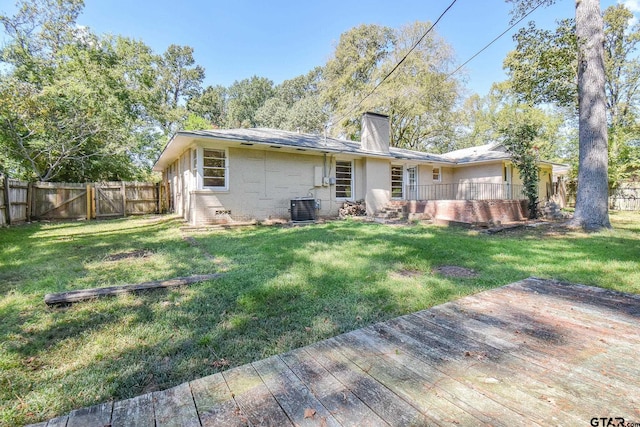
[290,198,316,221]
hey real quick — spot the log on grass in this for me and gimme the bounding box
[44,274,223,305]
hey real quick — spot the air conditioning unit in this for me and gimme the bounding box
[290,198,316,221]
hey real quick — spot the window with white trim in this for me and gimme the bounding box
[432,167,441,182]
[190,149,198,189]
[191,149,197,173]
[335,160,353,199]
[407,166,417,199]
[391,165,404,198]
[203,149,227,189]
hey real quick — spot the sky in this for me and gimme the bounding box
[0,0,632,96]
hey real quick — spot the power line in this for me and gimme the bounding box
[330,0,546,131]
[331,0,458,127]
[446,0,546,79]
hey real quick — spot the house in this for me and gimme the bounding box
[153,113,556,225]
[441,142,555,203]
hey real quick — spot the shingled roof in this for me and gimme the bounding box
[154,128,561,172]
[154,128,454,171]
[441,142,510,164]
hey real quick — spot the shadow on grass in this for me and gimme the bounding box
[1,217,639,424]
[0,216,196,298]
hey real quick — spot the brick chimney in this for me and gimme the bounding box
[361,112,390,154]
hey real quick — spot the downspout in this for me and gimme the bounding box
[323,153,332,215]
[323,153,328,179]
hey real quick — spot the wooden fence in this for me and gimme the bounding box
[609,187,640,211]
[0,176,169,225]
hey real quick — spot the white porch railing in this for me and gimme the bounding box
[405,183,526,201]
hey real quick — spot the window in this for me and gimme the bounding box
[432,167,441,182]
[335,160,353,199]
[391,165,404,198]
[203,149,227,189]
[407,167,417,200]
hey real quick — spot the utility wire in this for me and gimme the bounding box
[329,0,546,131]
[330,0,458,127]
[446,0,546,79]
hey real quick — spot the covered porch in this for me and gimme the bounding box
[378,182,532,224]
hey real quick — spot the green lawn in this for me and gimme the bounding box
[1,212,639,425]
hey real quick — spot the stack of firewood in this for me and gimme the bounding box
[339,200,366,217]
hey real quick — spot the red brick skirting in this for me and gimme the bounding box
[403,199,529,224]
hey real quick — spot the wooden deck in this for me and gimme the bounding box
[30,278,640,426]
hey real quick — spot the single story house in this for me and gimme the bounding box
[153,113,556,225]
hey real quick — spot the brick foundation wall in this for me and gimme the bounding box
[404,200,529,224]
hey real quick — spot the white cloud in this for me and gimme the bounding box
[619,0,640,12]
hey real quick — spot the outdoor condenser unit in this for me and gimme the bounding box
[290,198,316,221]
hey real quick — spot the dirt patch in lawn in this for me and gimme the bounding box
[390,269,423,279]
[104,249,153,262]
[433,265,478,278]
[493,222,577,238]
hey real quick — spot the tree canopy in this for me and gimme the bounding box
[506,0,612,229]
[322,22,462,152]
[0,1,151,181]
[504,3,640,189]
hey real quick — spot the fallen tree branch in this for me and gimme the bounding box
[44,273,224,305]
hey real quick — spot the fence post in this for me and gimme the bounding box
[121,181,127,217]
[3,175,11,225]
[26,182,33,222]
[156,182,161,214]
[86,184,92,220]
[91,185,96,219]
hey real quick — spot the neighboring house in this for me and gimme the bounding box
[153,113,557,225]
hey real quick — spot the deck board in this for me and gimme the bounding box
[190,372,245,427]
[332,330,486,426]
[111,393,154,427]
[356,324,541,426]
[309,338,431,426]
[252,355,341,426]
[66,402,113,427]
[279,348,390,426]
[33,278,640,426]
[424,300,636,402]
[222,362,293,426]
[153,383,200,427]
[44,416,68,427]
[408,306,632,415]
[361,319,575,426]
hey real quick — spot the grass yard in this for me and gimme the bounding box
[1,212,639,425]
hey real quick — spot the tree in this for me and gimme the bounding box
[254,97,289,129]
[182,113,211,131]
[187,85,226,127]
[505,5,640,190]
[457,82,567,157]
[154,44,205,135]
[225,76,274,128]
[506,0,611,229]
[322,22,461,151]
[494,96,563,219]
[572,0,610,229]
[602,5,640,190]
[501,122,540,219]
[254,68,328,133]
[0,0,159,181]
[322,24,395,139]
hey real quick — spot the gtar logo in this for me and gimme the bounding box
[590,418,625,427]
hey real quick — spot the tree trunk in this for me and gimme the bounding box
[570,0,611,229]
